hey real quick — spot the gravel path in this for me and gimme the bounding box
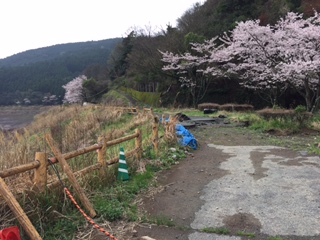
[125,125,320,240]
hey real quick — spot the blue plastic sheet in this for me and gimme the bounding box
[176,124,198,150]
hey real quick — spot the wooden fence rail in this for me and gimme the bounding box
[0,128,144,240]
[0,131,141,178]
[0,110,165,240]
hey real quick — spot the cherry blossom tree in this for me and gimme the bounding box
[163,11,320,111]
[160,37,224,107]
[62,75,87,104]
[218,20,288,107]
[202,11,320,111]
[274,12,320,111]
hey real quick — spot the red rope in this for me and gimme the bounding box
[64,187,118,240]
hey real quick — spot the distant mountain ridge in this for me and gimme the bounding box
[0,38,121,105]
[0,38,121,67]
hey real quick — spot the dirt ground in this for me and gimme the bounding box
[117,123,320,240]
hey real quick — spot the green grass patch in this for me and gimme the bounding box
[201,227,230,235]
[236,231,255,238]
[267,237,284,240]
[249,117,300,134]
[160,146,187,168]
[147,215,175,227]
[121,87,160,107]
[308,137,320,155]
[43,217,84,240]
[102,89,132,106]
[92,170,154,221]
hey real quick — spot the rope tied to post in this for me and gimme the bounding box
[47,159,118,240]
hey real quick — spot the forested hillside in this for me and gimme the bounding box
[0,39,120,105]
[1,0,319,108]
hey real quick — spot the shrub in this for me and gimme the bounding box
[294,105,312,128]
[198,103,254,112]
[257,107,312,128]
[220,103,254,112]
[197,103,220,111]
[256,108,295,120]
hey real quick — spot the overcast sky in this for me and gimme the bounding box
[0,0,202,59]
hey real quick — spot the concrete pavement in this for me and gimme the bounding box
[189,144,320,239]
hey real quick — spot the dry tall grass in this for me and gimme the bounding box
[0,105,159,235]
[0,105,154,192]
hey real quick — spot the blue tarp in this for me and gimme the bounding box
[176,124,198,150]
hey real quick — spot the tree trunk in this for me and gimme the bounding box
[304,79,313,112]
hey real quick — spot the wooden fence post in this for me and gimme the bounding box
[0,177,42,240]
[45,133,97,218]
[97,135,108,177]
[152,116,159,155]
[33,152,48,192]
[135,129,142,160]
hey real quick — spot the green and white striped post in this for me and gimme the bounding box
[118,147,129,181]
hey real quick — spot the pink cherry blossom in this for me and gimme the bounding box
[62,75,87,104]
[161,11,320,111]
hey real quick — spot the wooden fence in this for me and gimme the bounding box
[0,108,171,240]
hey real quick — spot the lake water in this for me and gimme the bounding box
[0,106,50,130]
